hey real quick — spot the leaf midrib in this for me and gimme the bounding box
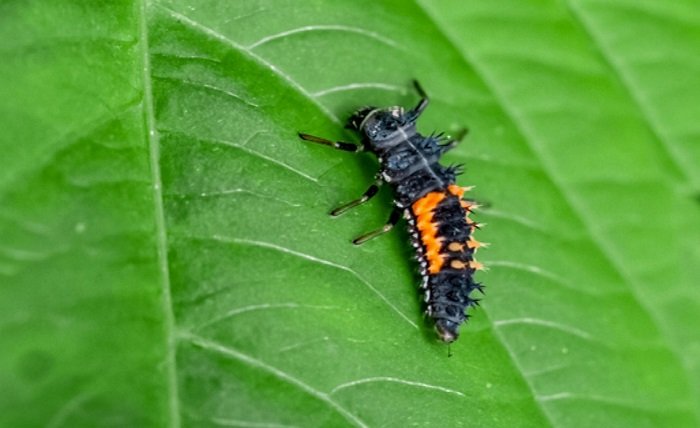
[139,1,181,427]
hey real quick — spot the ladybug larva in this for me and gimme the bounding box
[299,81,486,343]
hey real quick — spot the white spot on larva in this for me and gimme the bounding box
[423,290,431,302]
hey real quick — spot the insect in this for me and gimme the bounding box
[299,81,485,343]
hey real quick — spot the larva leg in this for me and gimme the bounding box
[407,79,430,120]
[330,180,383,217]
[352,206,402,245]
[298,132,362,152]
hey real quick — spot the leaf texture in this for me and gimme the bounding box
[1,1,699,427]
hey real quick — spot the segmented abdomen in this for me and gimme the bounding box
[407,184,484,342]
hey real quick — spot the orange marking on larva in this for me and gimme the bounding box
[424,236,443,257]
[467,239,482,249]
[425,239,444,274]
[448,184,465,198]
[469,261,485,271]
[411,192,445,216]
[447,242,463,252]
[426,250,443,274]
[450,259,467,269]
[419,223,444,273]
[416,218,434,232]
[412,192,447,274]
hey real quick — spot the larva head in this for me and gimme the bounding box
[346,106,376,131]
[346,106,410,151]
[435,319,460,343]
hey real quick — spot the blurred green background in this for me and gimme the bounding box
[1,1,700,427]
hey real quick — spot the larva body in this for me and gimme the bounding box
[300,81,485,342]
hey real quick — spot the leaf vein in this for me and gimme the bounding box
[493,317,595,342]
[156,4,341,124]
[330,376,465,398]
[246,25,405,51]
[204,235,419,330]
[153,74,260,108]
[195,302,339,331]
[313,82,407,98]
[160,129,319,183]
[180,332,369,428]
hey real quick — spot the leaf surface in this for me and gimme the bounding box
[1,1,699,427]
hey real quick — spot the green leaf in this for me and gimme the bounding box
[1,1,699,427]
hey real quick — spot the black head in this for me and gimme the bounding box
[346,106,412,151]
[346,106,376,130]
